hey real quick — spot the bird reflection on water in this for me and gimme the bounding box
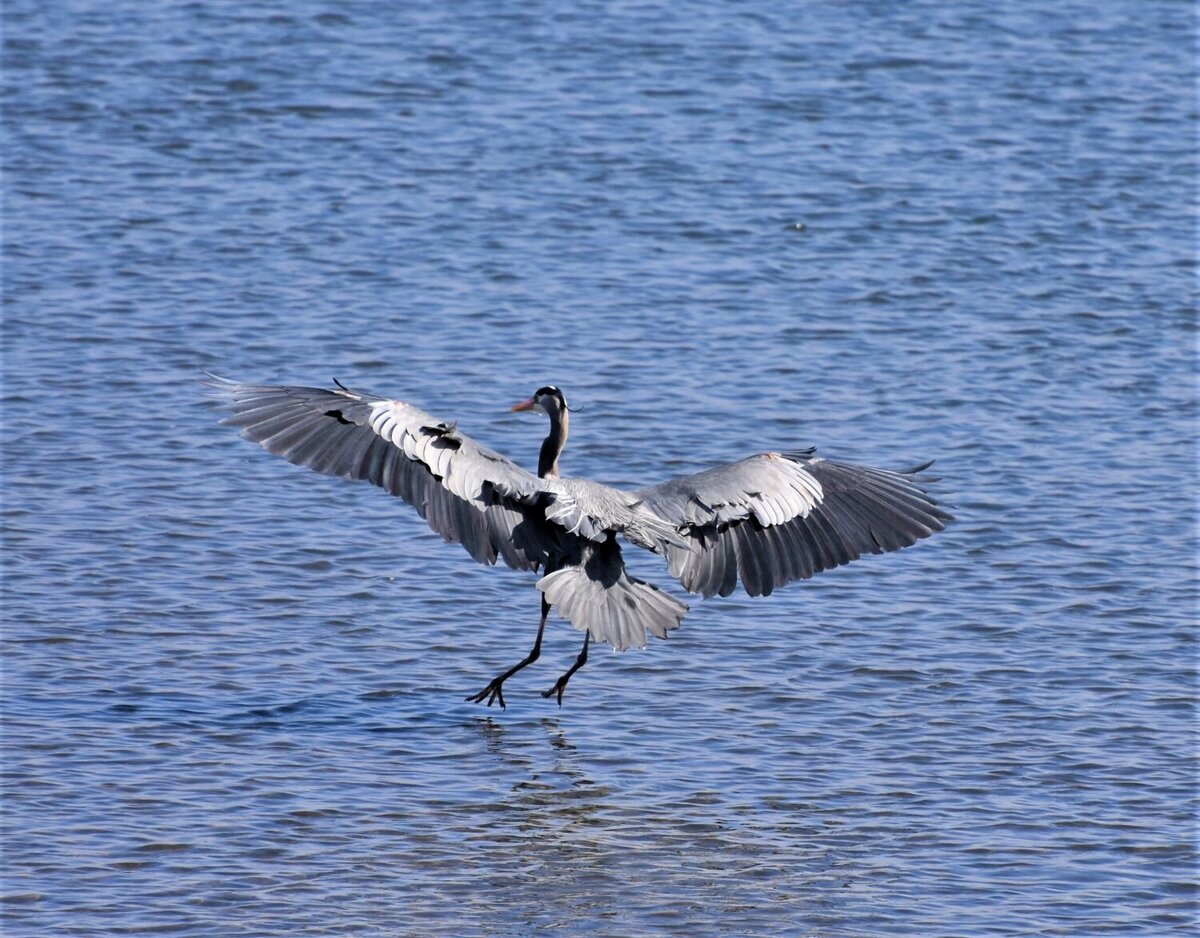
[461,716,637,927]
[461,714,857,932]
[475,716,612,818]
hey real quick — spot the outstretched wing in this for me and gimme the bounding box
[636,450,951,598]
[206,375,559,571]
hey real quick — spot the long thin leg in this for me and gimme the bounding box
[465,596,550,709]
[542,632,589,707]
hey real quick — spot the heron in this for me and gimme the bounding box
[207,377,951,707]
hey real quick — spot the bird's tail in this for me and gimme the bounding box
[537,543,688,651]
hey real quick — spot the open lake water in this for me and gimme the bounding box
[3,1,1196,934]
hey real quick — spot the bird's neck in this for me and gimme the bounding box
[538,408,569,479]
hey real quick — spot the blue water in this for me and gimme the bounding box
[3,1,1196,934]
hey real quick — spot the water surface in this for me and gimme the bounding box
[3,1,1196,934]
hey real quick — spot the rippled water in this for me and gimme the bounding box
[4,1,1196,934]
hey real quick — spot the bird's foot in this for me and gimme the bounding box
[465,678,507,709]
[540,674,572,707]
[465,647,543,709]
[540,681,566,710]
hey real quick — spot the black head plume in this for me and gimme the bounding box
[534,385,582,413]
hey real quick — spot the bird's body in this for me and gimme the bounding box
[208,377,951,706]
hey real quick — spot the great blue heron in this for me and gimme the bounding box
[207,377,951,707]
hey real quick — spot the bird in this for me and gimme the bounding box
[206,376,952,707]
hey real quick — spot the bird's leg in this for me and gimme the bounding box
[465,596,549,709]
[542,632,590,707]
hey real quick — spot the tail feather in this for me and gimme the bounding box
[537,541,688,651]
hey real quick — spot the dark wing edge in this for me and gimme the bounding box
[203,374,557,572]
[638,452,952,599]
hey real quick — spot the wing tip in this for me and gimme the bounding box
[200,371,236,389]
[900,458,937,476]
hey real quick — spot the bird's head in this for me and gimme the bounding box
[512,385,568,418]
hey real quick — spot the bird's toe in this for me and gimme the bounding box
[466,680,506,709]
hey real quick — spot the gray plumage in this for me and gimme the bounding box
[537,539,688,652]
[636,450,951,599]
[207,375,951,705]
[541,476,689,554]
